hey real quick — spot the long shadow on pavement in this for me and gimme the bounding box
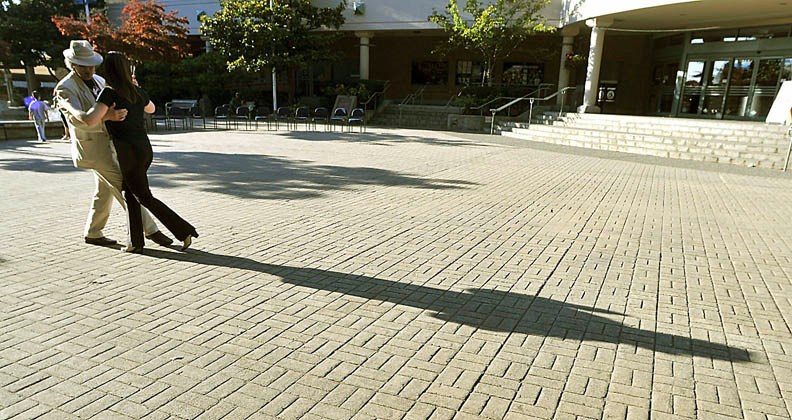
[142,248,751,362]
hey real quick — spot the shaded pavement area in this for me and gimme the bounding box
[1,127,791,419]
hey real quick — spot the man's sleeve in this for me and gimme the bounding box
[54,84,92,128]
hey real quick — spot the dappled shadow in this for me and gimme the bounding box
[0,156,76,173]
[149,151,475,200]
[140,248,751,362]
[0,147,475,200]
[271,129,497,147]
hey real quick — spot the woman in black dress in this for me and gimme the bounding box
[70,51,198,253]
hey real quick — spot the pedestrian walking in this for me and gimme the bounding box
[27,91,49,142]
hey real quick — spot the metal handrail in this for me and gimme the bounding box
[471,83,554,115]
[398,85,427,126]
[489,86,577,135]
[784,125,792,172]
[361,80,391,112]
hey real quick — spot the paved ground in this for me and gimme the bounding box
[1,127,791,419]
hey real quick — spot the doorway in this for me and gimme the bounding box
[678,56,792,120]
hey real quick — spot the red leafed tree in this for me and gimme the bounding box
[52,0,189,64]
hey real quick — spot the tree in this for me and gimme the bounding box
[200,0,346,103]
[0,0,75,93]
[52,0,189,64]
[429,0,553,86]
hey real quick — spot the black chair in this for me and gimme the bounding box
[254,106,272,130]
[348,108,366,132]
[330,107,348,131]
[213,104,231,129]
[312,107,329,131]
[150,105,169,131]
[274,107,291,130]
[293,106,310,130]
[234,105,253,130]
[167,106,189,130]
[189,106,206,129]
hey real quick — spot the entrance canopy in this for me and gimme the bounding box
[566,0,792,30]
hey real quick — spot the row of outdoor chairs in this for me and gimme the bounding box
[214,105,366,132]
[147,104,366,133]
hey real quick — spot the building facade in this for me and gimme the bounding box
[106,0,792,121]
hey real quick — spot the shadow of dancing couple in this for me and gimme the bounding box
[139,247,752,363]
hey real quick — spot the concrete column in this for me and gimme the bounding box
[355,31,374,80]
[557,26,579,105]
[578,18,611,113]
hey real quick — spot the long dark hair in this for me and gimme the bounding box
[103,51,140,104]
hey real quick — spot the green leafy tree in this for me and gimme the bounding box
[429,0,553,86]
[0,0,77,93]
[200,0,346,103]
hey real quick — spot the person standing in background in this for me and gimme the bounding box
[27,91,49,142]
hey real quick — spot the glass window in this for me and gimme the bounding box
[684,61,705,86]
[730,59,754,86]
[455,60,484,85]
[502,63,544,86]
[755,59,781,86]
[781,58,792,82]
[411,61,448,85]
[708,60,730,86]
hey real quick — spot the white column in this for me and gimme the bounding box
[355,31,374,80]
[578,18,611,114]
[556,26,579,105]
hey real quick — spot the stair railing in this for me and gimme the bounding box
[489,86,577,135]
[360,80,391,118]
[468,83,554,116]
[398,85,427,126]
[784,124,792,172]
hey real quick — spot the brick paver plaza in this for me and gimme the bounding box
[1,128,791,419]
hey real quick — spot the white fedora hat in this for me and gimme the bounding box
[63,40,103,66]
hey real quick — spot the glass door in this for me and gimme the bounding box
[680,60,705,115]
[745,58,782,119]
[701,59,730,117]
[723,58,754,118]
[680,59,731,117]
[649,62,678,114]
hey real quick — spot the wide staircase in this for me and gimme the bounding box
[370,103,463,130]
[502,113,792,170]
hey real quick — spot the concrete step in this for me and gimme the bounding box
[505,126,789,169]
[513,125,789,149]
[558,113,789,135]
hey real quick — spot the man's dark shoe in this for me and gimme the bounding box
[84,236,117,246]
[146,231,173,246]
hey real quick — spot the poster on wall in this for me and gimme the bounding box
[766,80,792,124]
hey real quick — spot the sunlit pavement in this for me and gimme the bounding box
[1,127,791,419]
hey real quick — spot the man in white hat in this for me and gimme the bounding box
[55,40,173,247]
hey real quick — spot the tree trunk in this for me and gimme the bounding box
[3,64,14,105]
[24,63,39,95]
[287,67,296,105]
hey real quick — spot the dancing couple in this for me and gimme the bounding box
[56,40,198,253]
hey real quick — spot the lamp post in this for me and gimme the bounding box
[270,0,278,111]
[84,0,90,24]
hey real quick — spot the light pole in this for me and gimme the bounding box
[270,0,277,111]
[80,0,91,24]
